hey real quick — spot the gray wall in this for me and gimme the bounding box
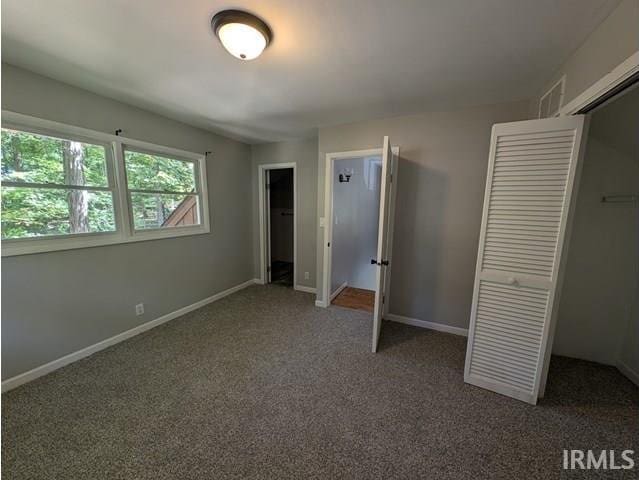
[1,64,253,379]
[533,0,639,115]
[331,156,381,293]
[251,137,318,289]
[316,101,530,328]
[554,86,639,367]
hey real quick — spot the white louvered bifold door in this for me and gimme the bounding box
[464,116,587,404]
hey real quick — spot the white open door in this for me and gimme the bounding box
[372,136,396,352]
[464,116,587,404]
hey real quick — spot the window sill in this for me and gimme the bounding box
[1,225,210,257]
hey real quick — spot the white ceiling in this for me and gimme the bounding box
[1,0,621,143]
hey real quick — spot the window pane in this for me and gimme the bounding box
[130,192,199,230]
[1,129,109,187]
[1,187,116,239]
[124,150,196,192]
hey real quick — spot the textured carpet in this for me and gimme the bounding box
[2,285,638,479]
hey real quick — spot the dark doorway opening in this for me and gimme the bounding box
[268,168,294,287]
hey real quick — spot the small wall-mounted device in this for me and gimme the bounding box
[338,168,354,183]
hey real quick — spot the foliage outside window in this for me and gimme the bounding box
[0,115,209,256]
[1,129,116,239]
[124,149,200,230]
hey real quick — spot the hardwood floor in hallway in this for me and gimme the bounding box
[331,287,375,312]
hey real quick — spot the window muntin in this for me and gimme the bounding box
[124,149,201,231]
[1,128,116,240]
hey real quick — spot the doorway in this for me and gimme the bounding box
[329,155,383,312]
[322,139,399,352]
[550,83,639,387]
[258,163,297,288]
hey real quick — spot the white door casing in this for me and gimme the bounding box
[464,116,588,404]
[258,163,297,287]
[321,146,399,310]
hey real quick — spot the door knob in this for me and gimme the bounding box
[371,259,390,266]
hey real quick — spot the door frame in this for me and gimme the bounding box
[258,163,297,288]
[536,49,639,398]
[559,50,638,116]
[319,146,399,308]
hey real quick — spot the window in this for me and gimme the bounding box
[1,112,209,256]
[1,128,117,240]
[124,149,201,231]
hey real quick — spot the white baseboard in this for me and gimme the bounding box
[1,279,258,393]
[385,313,468,337]
[330,282,348,301]
[294,284,317,294]
[315,300,328,308]
[616,360,639,387]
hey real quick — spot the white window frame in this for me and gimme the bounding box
[1,111,210,257]
[121,144,208,241]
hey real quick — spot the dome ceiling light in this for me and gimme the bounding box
[211,9,272,61]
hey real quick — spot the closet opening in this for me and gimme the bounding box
[464,63,638,404]
[258,164,297,288]
[548,83,639,392]
[268,168,294,286]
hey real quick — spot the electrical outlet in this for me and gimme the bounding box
[304,271,310,280]
[135,303,144,316]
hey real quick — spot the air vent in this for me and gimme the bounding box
[538,76,566,118]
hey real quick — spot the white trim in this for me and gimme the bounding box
[330,282,348,302]
[559,51,639,116]
[321,146,399,307]
[617,360,639,388]
[257,163,297,288]
[294,285,317,294]
[385,313,469,337]
[1,111,211,257]
[1,279,259,393]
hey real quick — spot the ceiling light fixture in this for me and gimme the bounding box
[211,9,272,61]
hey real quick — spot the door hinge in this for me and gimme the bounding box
[328,242,330,247]
[390,174,393,183]
[382,295,385,304]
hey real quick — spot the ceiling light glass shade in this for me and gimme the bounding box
[217,23,267,60]
[211,10,272,61]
